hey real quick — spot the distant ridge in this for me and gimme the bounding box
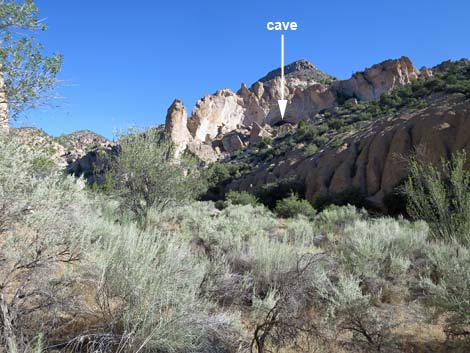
[254,59,334,87]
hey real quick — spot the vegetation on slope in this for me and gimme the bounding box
[206,60,470,210]
[2,128,470,353]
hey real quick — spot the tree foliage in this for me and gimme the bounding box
[405,150,470,245]
[107,128,207,222]
[0,0,63,119]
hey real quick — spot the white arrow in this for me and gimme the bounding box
[278,34,287,119]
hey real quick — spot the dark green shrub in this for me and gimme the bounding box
[225,190,259,207]
[256,178,306,209]
[314,188,369,211]
[383,181,409,217]
[258,137,273,149]
[275,193,316,219]
[214,199,226,210]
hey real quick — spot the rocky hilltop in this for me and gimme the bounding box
[10,127,113,170]
[256,59,335,88]
[165,56,423,161]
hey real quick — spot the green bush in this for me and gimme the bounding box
[337,218,428,291]
[275,193,316,219]
[303,143,318,156]
[317,274,398,351]
[314,187,369,211]
[108,128,207,222]
[420,242,470,343]
[256,177,306,209]
[405,151,470,245]
[383,181,409,217]
[0,132,98,351]
[315,204,367,237]
[225,190,259,207]
[258,136,273,149]
[94,225,245,353]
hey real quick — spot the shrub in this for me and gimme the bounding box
[275,193,316,219]
[318,274,398,351]
[256,177,306,209]
[145,202,314,303]
[303,143,318,156]
[258,137,273,149]
[315,204,367,237]
[337,218,428,290]
[383,181,409,217]
[108,128,207,222]
[405,151,470,245]
[0,132,98,351]
[420,242,470,343]
[314,187,369,211]
[92,224,246,353]
[204,161,251,201]
[225,190,259,207]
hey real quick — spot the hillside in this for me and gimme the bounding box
[222,60,470,211]
[2,56,470,353]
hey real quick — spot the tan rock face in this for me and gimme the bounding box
[332,56,419,101]
[165,99,192,156]
[188,89,245,141]
[164,57,422,161]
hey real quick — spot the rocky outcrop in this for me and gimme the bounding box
[165,57,422,161]
[188,89,246,142]
[165,99,192,156]
[249,122,272,145]
[60,130,112,164]
[331,57,419,101]
[257,59,335,89]
[10,128,68,166]
[222,133,245,153]
[228,93,470,209]
[9,128,113,172]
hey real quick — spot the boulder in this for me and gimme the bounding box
[222,133,245,153]
[249,122,272,145]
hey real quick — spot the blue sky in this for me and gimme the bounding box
[14,0,470,139]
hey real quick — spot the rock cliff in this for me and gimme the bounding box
[166,56,421,160]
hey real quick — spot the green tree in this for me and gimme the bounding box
[108,128,207,222]
[0,0,63,120]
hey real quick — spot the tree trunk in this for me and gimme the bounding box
[0,293,18,353]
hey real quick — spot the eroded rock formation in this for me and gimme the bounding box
[165,56,421,160]
[228,93,470,209]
